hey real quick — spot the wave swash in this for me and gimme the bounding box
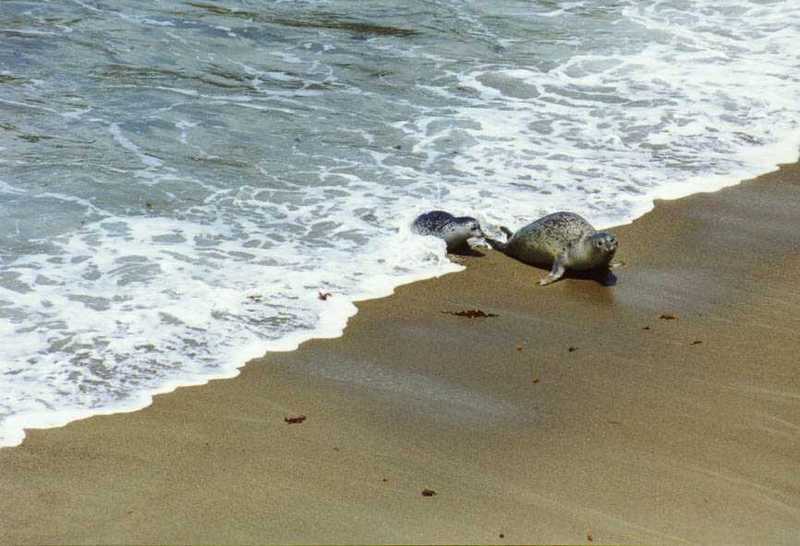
[0,0,798,446]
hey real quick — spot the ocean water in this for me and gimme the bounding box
[1,0,798,447]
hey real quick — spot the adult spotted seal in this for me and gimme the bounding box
[487,212,618,285]
[412,210,486,252]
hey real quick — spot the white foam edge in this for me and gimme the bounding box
[3,131,798,450]
[0,258,462,449]
[597,130,800,230]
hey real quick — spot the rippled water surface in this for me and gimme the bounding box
[1,0,799,445]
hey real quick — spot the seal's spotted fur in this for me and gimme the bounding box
[412,210,485,252]
[487,212,617,285]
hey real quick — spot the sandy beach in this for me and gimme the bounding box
[2,162,800,544]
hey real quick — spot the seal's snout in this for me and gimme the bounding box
[465,219,483,237]
[468,230,491,250]
[594,232,617,252]
[466,221,488,247]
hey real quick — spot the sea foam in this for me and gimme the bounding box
[0,0,798,447]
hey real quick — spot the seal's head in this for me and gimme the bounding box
[569,231,618,270]
[456,216,485,238]
[446,216,486,249]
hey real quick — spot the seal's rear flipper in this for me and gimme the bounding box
[484,225,513,252]
[484,235,508,252]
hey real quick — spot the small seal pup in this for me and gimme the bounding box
[487,212,618,285]
[412,210,486,252]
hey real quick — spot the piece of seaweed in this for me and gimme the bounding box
[442,309,498,318]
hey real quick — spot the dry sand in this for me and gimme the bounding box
[2,163,800,544]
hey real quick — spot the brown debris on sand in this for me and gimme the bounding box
[442,309,498,318]
[421,488,436,497]
[284,415,306,424]
[659,314,678,320]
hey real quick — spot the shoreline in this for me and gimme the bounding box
[2,161,800,544]
[4,137,800,449]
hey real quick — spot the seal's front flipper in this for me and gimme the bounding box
[609,260,625,269]
[539,256,566,286]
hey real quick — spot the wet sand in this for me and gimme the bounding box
[2,163,800,544]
